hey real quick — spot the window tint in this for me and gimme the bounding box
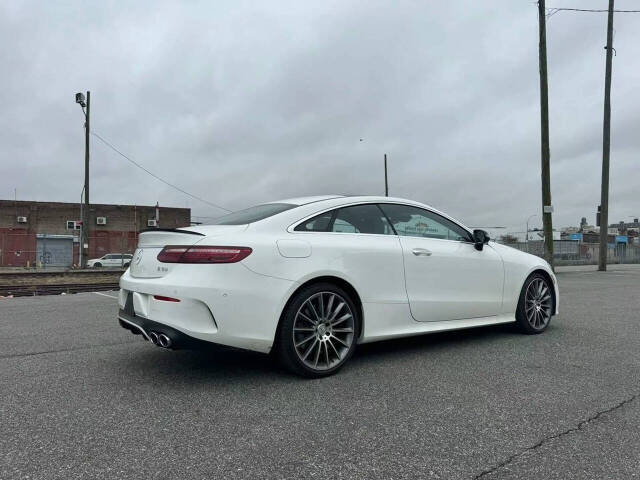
[294,212,333,232]
[379,204,472,241]
[331,204,393,235]
[211,203,295,225]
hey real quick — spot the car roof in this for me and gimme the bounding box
[265,195,345,206]
[246,195,472,235]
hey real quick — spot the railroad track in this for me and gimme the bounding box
[0,283,120,297]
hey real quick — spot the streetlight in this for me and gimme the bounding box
[526,214,538,252]
[75,91,90,268]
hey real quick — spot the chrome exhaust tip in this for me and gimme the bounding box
[158,333,172,348]
[148,331,159,345]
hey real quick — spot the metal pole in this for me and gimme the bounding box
[82,91,90,268]
[79,188,83,268]
[538,0,554,269]
[526,214,538,253]
[384,154,389,197]
[599,0,615,271]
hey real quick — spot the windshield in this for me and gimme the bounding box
[210,203,295,225]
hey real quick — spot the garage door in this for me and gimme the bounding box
[36,235,74,268]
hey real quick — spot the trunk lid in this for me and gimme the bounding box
[129,225,247,278]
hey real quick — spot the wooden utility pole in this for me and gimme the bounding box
[82,91,90,268]
[538,0,554,268]
[599,0,615,271]
[384,154,389,196]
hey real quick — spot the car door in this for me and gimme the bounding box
[293,204,406,305]
[106,254,117,267]
[379,203,504,322]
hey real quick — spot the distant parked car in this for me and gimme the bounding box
[87,253,133,268]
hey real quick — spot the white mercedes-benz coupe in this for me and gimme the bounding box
[118,195,558,377]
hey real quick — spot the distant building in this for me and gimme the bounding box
[0,200,190,267]
[610,218,640,234]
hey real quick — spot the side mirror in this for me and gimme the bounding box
[473,229,490,251]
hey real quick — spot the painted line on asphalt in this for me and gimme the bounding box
[93,292,118,299]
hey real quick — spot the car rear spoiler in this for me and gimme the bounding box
[139,228,205,236]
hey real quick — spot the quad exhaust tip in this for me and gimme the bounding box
[158,333,172,348]
[148,331,159,345]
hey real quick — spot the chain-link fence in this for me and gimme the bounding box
[500,240,640,265]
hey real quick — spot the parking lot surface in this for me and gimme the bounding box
[1,267,639,479]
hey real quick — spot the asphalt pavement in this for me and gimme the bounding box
[1,266,639,479]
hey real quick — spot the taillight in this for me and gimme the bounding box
[153,295,180,302]
[157,246,252,263]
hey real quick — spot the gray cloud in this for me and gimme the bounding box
[1,0,639,232]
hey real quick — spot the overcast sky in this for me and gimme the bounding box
[1,0,639,231]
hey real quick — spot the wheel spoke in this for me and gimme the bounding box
[313,340,321,367]
[294,327,314,332]
[319,293,325,319]
[328,302,345,321]
[307,299,321,321]
[295,334,315,347]
[327,338,340,358]
[302,338,318,361]
[298,311,316,325]
[326,294,335,319]
[324,342,330,367]
[332,327,354,334]
[330,313,352,327]
[332,335,349,348]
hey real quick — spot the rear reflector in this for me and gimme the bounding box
[157,246,252,264]
[153,295,180,302]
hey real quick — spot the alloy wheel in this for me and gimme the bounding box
[525,277,552,329]
[292,291,355,371]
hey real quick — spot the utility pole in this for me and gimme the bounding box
[84,92,90,268]
[76,91,90,268]
[384,154,389,197]
[538,0,554,268]
[599,0,615,271]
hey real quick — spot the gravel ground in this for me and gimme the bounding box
[1,267,639,479]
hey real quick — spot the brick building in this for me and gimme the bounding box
[0,200,190,267]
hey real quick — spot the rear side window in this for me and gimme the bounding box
[295,204,394,235]
[211,203,295,225]
[294,212,333,232]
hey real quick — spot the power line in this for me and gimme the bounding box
[90,131,232,213]
[546,7,640,13]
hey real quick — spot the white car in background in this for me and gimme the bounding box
[118,195,558,377]
[87,253,133,268]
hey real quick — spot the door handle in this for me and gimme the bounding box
[412,248,432,256]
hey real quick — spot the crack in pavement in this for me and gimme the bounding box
[0,339,142,360]
[472,393,639,479]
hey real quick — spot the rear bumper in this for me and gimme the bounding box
[118,265,296,354]
[118,309,212,349]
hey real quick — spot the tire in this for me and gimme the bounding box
[515,273,554,334]
[94,262,102,268]
[275,282,360,378]
[123,262,130,268]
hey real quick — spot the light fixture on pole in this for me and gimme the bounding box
[75,91,90,268]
